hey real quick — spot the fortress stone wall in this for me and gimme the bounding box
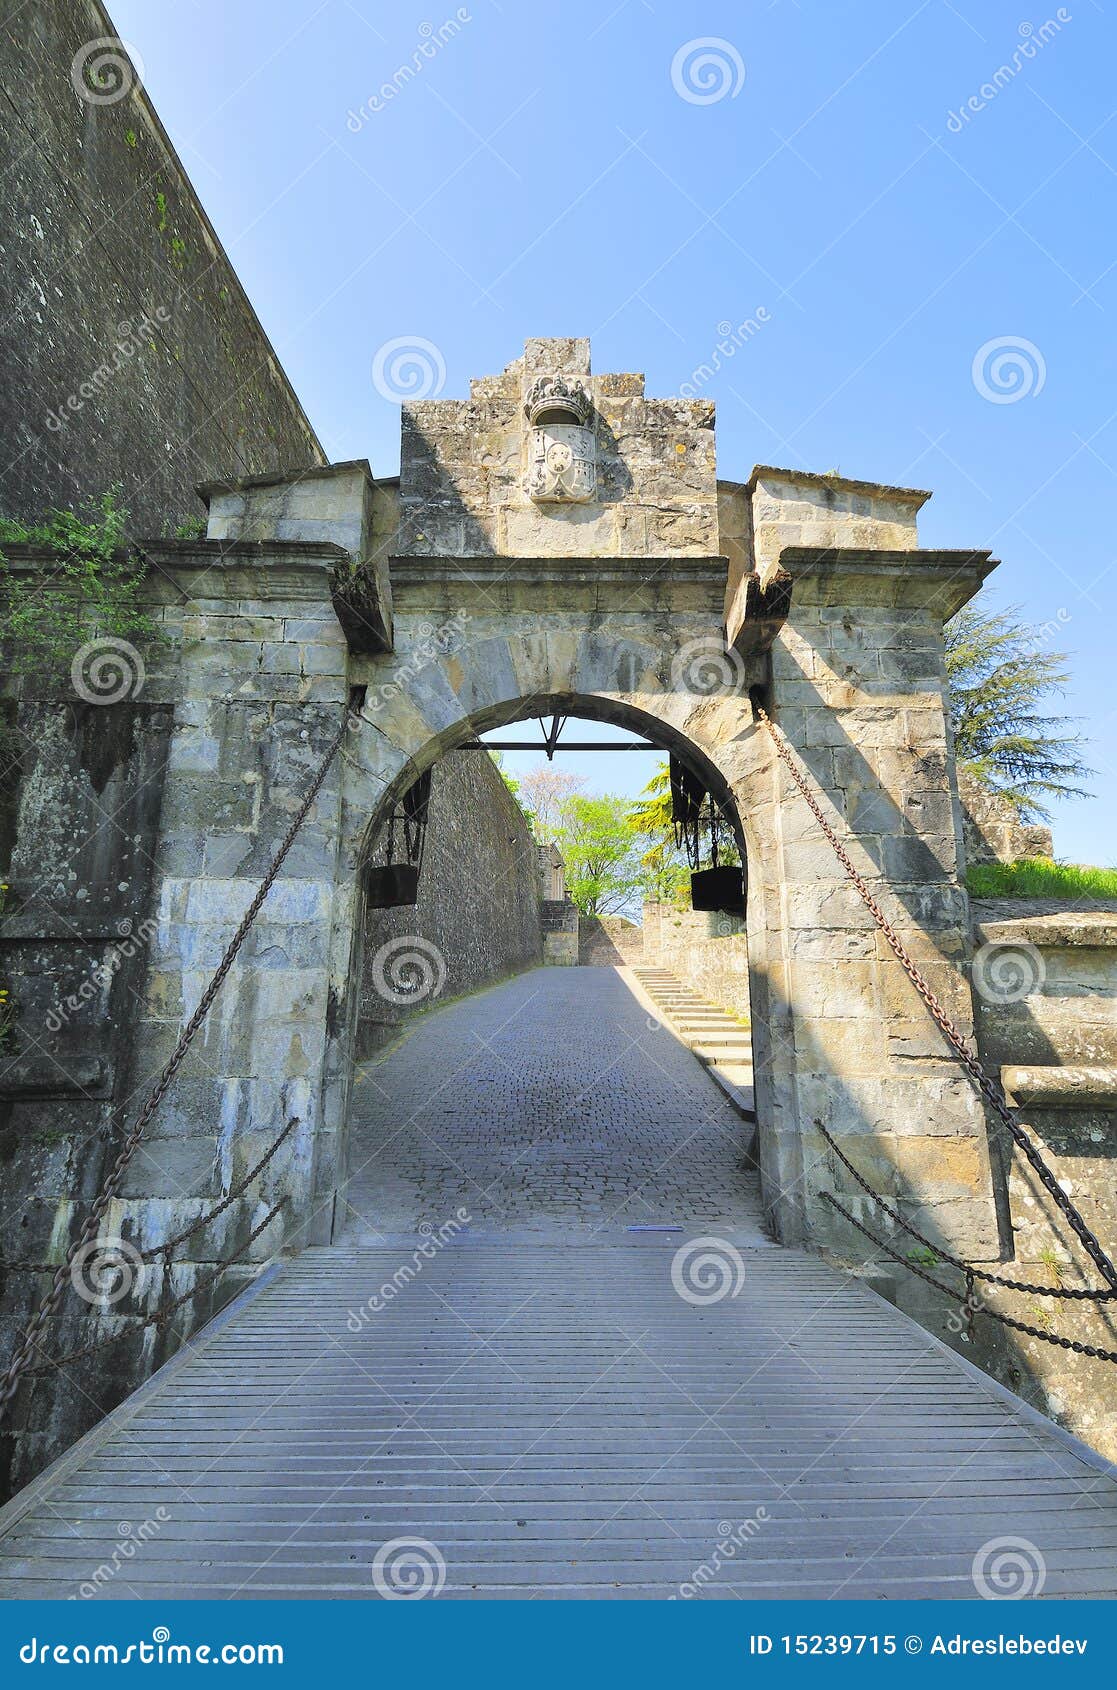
[0,0,325,534]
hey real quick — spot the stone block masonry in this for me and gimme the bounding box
[578,916,643,966]
[0,0,324,533]
[641,904,749,1017]
[357,751,542,1055]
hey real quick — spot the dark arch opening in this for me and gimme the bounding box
[355,691,753,875]
[337,695,763,1246]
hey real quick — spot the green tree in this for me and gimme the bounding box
[627,763,689,905]
[626,759,740,905]
[945,599,1093,820]
[556,794,644,916]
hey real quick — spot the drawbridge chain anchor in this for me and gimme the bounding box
[0,696,362,1418]
[757,700,1117,1296]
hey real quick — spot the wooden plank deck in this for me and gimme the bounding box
[2,1238,1116,1599]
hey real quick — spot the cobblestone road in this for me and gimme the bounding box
[344,966,765,1241]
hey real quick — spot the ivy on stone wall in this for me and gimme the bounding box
[0,489,162,681]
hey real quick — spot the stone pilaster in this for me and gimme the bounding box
[759,545,1004,1260]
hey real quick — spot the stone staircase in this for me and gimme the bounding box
[633,967,755,1119]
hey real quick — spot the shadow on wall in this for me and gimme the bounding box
[357,750,542,1056]
[579,916,643,965]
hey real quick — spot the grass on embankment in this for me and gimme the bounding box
[966,858,1117,900]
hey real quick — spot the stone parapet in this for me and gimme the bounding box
[723,465,930,644]
[399,339,719,560]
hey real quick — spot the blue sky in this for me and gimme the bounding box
[113,0,1117,857]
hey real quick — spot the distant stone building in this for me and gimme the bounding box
[539,844,578,966]
[537,842,566,901]
[960,773,1054,865]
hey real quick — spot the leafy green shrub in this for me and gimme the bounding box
[0,490,161,679]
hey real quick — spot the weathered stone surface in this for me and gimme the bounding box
[6,333,1080,1493]
[401,340,719,560]
[357,750,541,1056]
[0,0,323,534]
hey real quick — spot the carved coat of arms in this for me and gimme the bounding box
[524,375,596,504]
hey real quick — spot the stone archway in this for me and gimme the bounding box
[96,336,1004,1284]
[325,667,770,1237]
[303,568,998,1264]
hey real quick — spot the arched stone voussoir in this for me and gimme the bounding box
[357,678,438,759]
[440,634,520,722]
[573,630,666,700]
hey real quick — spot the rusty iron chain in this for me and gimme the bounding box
[0,1116,300,1274]
[757,700,1117,1293]
[0,695,359,1414]
[822,1192,1117,1366]
[813,1117,1117,1302]
[18,1201,287,1380]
